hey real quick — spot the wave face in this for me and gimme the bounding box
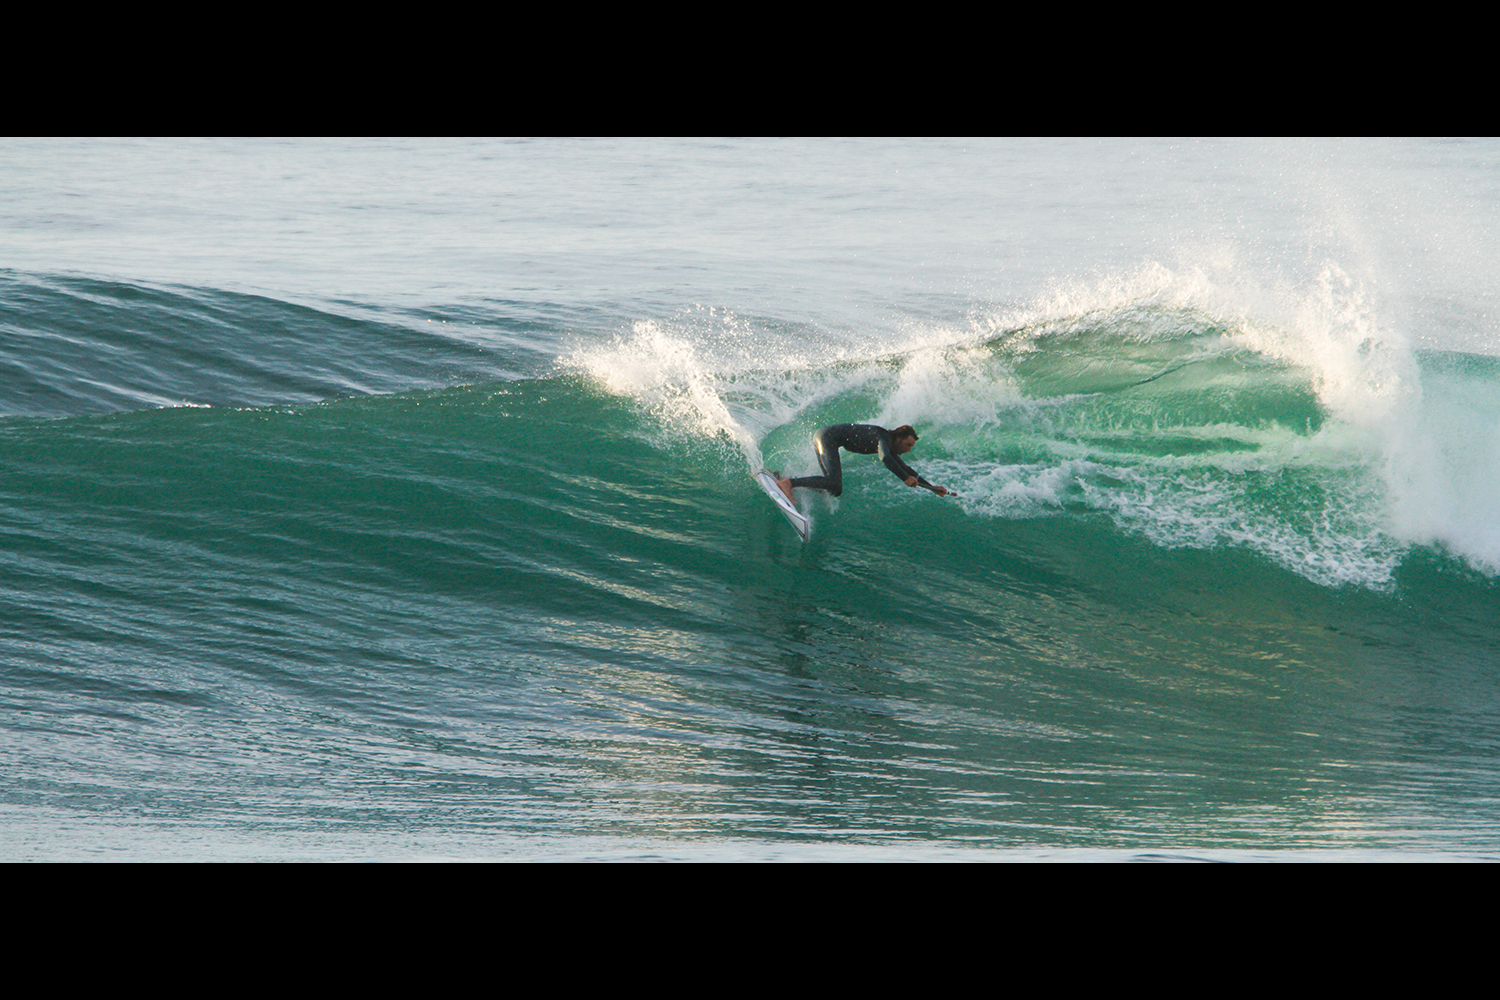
[5,140,1500,858]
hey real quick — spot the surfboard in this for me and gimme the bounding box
[753,470,809,541]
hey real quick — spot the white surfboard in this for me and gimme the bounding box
[753,470,810,541]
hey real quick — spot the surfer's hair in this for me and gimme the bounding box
[891,425,918,442]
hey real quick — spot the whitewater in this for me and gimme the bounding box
[3,139,1499,859]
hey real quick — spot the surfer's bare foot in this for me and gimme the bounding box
[776,476,795,503]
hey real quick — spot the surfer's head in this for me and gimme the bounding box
[891,425,918,454]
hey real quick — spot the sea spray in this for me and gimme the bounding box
[578,319,764,465]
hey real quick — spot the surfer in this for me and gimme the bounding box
[777,424,950,501]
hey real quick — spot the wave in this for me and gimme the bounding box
[5,261,1497,597]
[573,264,1500,588]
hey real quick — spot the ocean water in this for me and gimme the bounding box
[4,138,1500,860]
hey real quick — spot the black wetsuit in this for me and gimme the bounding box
[788,424,934,497]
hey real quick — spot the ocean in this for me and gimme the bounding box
[4,138,1500,860]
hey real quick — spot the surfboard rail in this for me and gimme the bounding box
[752,470,809,541]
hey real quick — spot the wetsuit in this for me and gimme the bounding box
[788,424,934,497]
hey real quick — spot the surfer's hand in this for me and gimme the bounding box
[931,485,949,496]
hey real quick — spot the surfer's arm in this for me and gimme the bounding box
[880,444,943,492]
[879,441,915,480]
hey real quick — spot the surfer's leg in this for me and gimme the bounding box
[817,431,845,496]
[788,429,844,496]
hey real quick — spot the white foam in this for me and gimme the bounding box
[957,260,1500,584]
[875,344,1024,431]
[570,318,768,466]
[1383,360,1500,573]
